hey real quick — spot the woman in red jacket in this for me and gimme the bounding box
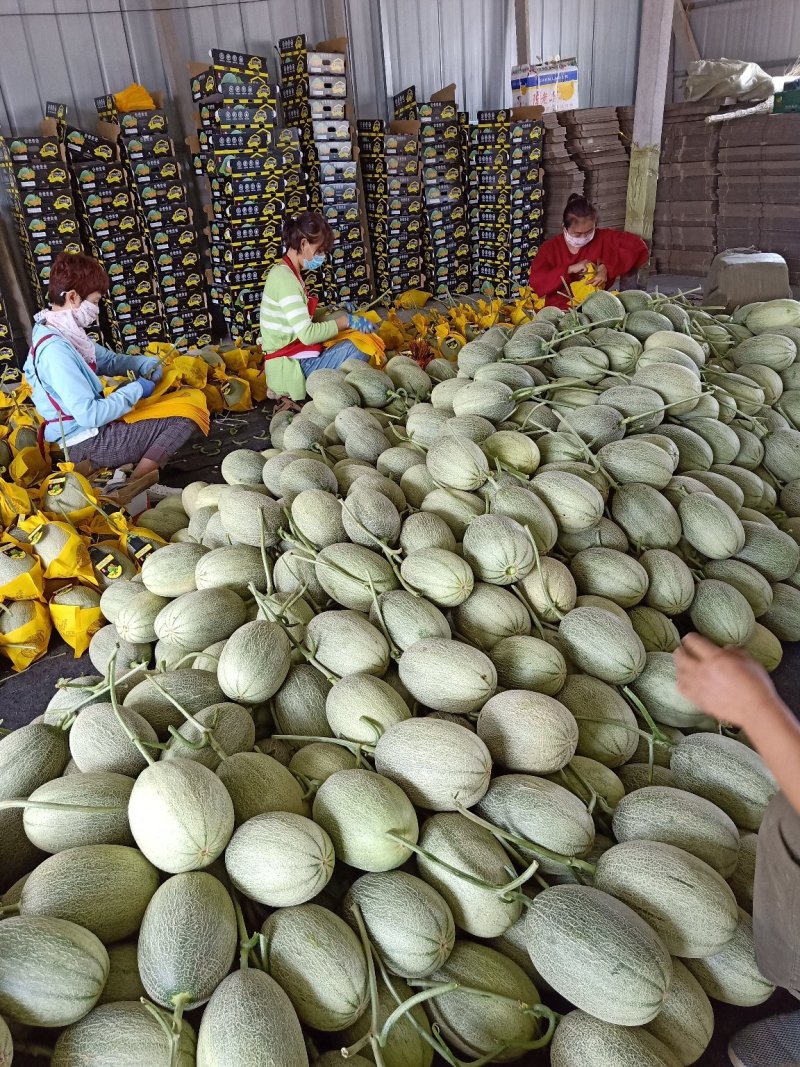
[529,194,649,309]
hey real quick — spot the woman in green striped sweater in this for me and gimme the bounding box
[260,213,375,404]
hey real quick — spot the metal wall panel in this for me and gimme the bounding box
[374,0,516,116]
[525,0,642,108]
[673,0,800,97]
[0,0,327,135]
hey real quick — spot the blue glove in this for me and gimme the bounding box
[141,358,163,382]
[347,313,378,334]
[137,376,156,399]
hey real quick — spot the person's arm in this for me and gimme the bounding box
[261,266,346,346]
[528,239,569,298]
[40,344,143,430]
[94,344,160,379]
[674,633,799,813]
[596,230,649,285]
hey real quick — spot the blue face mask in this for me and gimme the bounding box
[303,252,325,270]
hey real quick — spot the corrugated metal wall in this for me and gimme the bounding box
[524,0,642,109]
[673,0,800,97]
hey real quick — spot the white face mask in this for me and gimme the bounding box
[73,300,100,328]
[563,227,595,252]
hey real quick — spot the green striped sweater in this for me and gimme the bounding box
[259,261,338,355]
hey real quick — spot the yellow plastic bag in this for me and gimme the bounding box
[222,348,249,375]
[0,543,45,601]
[171,355,209,390]
[49,585,103,658]
[19,514,97,586]
[0,479,34,526]
[242,367,268,403]
[396,288,432,309]
[0,599,51,672]
[202,384,225,414]
[9,445,51,489]
[40,466,98,525]
[80,500,130,539]
[221,377,253,412]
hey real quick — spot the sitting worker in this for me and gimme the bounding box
[24,252,195,486]
[260,212,375,405]
[529,194,649,309]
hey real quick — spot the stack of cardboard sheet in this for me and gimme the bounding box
[652,102,720,277]
[560,106,631,229]
[541,111,583,237]
[716,113,800,287]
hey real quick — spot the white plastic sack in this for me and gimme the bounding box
[684,59,774,103]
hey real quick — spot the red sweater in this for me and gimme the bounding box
[529,229,650,309]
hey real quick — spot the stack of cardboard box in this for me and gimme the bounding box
[191,48,303,345]
[358,117,425,303]
[66,115,157,354]
[3,112,82,314]
[417,91,472,300]
[279,35,372,308]
[468,107,545,297]
[0,286,13,365]
[652,102,720,279]
[716,112,800,287]
[541,112,584,238]
[561,107,630,230]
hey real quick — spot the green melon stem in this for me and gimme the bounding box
[377,982,459,1047]
[168,992,191,1067]
[366,579,403,661]
[250,585,338,683]
[0,903,19,917]
[453,804,597,875]
[107,650,155,766]
[509,584,545,638]
[272,733,375,759]
[258,512,276,596]
[621,685,669,744]
[350,903,381,1037]
[14,1041,56,1059]
[52,661,149,722]
[146,675,230,762]
[140,998,174,1045]
[525,534,565,622]
[368,946,462,1067]
[556,764,616,818]
[384,831,536,900]
[229,884,257,970]
[0,798,124,813]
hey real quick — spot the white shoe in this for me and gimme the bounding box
[147,482,183,503]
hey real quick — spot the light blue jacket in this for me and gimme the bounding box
[24,322,158,443]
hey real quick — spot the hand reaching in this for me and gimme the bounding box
[566,260,590,276]
[593,263,609,288]
[673,633,780,729]
[347,313,378,334]
[137,376,157,400]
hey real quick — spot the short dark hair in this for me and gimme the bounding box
[563,194,597,229]
[48,252,110,305]
[283,211,334,254]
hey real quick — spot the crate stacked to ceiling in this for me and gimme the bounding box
[560,107,631,229]
[279,35,372,308]
[417,92,472,300]
[95,94,211,352]
[0,286,13,365]
[65,111,158,355]
[1,109,83,314]
[358,111,426,304]
[716,112,800,288]
[651,102,720,279]
[468,107,545,298]
[541,112,584,238]
[190,48,304,345]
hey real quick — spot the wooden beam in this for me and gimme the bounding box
[625,0,674,250]
[515,0,531,67]
[673,0,700,65]
[323,0,348,41]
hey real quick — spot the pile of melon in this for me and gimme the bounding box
[3,290,800,1067]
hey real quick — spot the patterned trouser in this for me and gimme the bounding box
[67,417,196,470]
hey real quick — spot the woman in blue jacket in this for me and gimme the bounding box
[24,252,194,483]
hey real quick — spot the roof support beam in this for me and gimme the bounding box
[514,0,532,66]
[625,0,674,254]
[673,0,701,65]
